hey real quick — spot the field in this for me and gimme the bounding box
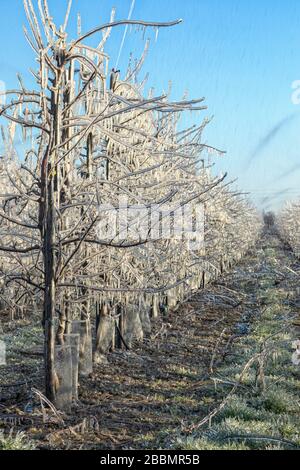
[1,229,299,450]
[0,0,300,454]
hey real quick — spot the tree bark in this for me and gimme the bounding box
[44,174,57,402]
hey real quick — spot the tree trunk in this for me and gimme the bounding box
[43,67,61,402]
[44,174,57,402]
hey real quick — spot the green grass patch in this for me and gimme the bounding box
[0,430,35,450]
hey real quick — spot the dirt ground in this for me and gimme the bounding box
[1,229,299,450]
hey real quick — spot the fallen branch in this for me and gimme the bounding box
[182,353,260,433]
[31,387,65,425]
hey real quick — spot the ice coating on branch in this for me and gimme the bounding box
[0,1,262,376]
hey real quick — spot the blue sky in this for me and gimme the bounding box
[1,0,300,210]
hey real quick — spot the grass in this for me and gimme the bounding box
[0,430,35,450]
[167,364,199,378]
[161,239,300,451]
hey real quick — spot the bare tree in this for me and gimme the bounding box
[0,0,262,406]
[279,202,300,256]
